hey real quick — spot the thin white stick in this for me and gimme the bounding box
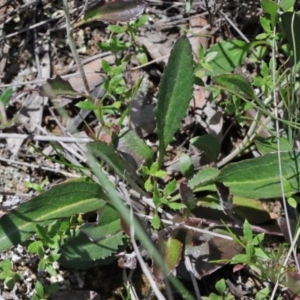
[128,200,166,299]
[185,256,201,300]
[220,12,250,43]
[140,214,233,241]
[0,157,80,178]
[0,133,92,143]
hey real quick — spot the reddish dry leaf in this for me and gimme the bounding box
[277,217,300,247]
[285,271,300,298]
[174,225,243,280]
[233,264,245,272]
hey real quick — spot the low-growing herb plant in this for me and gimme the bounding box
[0,259,20,290]
[2,0,300,297]
[202,279,234,300]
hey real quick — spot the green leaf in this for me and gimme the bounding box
[28,241,44,254]
[168,202,186,210]
[188,167,220,189]
[150,161,159,173]
[279,0,296,11]
[87,141,144,194]
[205,40,250,76]
[260,0,279,26]
[281,12,300,64]
[152,236,182,282]
[153,184,161,208]
[215,279,226,295]
[101,59,111,73]
[214,74,255,99]
[0,88,12,106]
[288,196,298,208]
[151,211,161,229]
[230,253,250,264]
[252,233,265,246]
[198,44,205,60]
[76,0,146,26]
[185,0,192,12]
[59,231,124,269]
[1,259,11,272]
[80,204,121,242]
[179,153,194,178]
[76,101,97,110]
[107,24,126,33]
[118,128,154,167]
[190,134,220,162]
[37,246,44,259]
[155,36,194,166]
[206,293,221,300]
[243,220,253,243]
[164,179,177,197]
[205,51,218,63]
[254,247,270,260]
[134,15,150,27]
[35,281,44,298]
[46,264,57,276]
[38,75,78,98]
[4,277,15,290]
[0,181,107,252]
[154,170,167,178]
[245,243,254,257]
[36,224,49,241]
[144,178,153,192]
[255,287,270,300]
[259,16,272,34]
[217,151,300,198]
[255,136,293,154]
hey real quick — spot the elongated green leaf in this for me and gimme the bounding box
[281,12,300,64]
[188,167,220,189]
[0,181,107,252]
[217,151,300,199]
[214,74,255,99]
[87,141,144,194]
[155,36,194,166]
[0,88,12,106]
[75,0,146,27]
[205,40,250,76]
